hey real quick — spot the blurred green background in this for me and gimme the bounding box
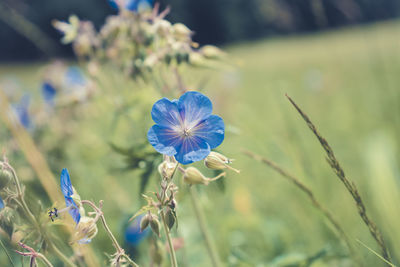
[1,1,400,267]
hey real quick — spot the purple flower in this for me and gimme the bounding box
[60,168,81,224]
[147,91,224,165]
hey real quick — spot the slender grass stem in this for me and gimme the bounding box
[189,186,222,267]
[0,239,15,267]
[81,200,139,267]
[47,243,75,267]
[286,94,391,265]
[242,149,361,266]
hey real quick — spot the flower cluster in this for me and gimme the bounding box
[53,2,226,78]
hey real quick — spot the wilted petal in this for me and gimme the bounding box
[178,91,212,127]
[60,168,73,197]
[175,137,210,165]
[194,115,224,149]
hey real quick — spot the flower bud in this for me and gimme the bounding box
[150,216,161,237]
[200,45,226,60]
[155,19,171,37]
[0,165,12,190]
[140,213,151,232]
[0,207,16,238]
[183,167,208,185]
[172,23,191,42]
[204,152,240,173]
[73,216,98,244]
[165,208,176,230]
[158,160,177,180]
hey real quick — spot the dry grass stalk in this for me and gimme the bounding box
[242,149,360,265]
[285,94,391,265]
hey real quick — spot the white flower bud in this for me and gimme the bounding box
[204,152,240,173]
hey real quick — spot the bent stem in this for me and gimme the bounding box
[189,186,222,267]
[81,200,139,267]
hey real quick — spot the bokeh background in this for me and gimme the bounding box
[1,0,400,266]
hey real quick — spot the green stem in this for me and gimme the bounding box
[37,253,54,267]
[47,242,77,267]
[161,210,178,267]
[189,186,222,267]
[0,239,15,267]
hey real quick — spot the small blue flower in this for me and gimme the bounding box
[124,214,150,246]
[42,82,57,105]
[60,168,81,224]
[0,196,4,210]
[12,94,33,129]
[65,67,86,87]
[108,0,152,12]
[147,91,225,165]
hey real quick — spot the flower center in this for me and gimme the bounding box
[181,128,192,138]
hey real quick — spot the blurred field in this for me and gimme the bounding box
[1,20,400,266]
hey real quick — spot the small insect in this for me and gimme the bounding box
[48,208,58,222]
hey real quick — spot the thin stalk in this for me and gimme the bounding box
[161,210,178,267]
[0,239,15,267]
[286,94,391,265]
[81,200,139,267]
[47,242,76,267]
[242,149,361,266]
[37,253,54,267]
[188,186,222,267]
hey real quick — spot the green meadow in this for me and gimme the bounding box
[1,20,400,266]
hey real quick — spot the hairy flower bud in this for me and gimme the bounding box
[140,213,151,232]
[204,152,240,173]
[0,207,16,238]
[0,164,12,190]
[150,216,161,237]
[158,159,177,180]
[200,45,226,60]
[183,167,208,185]
[73,216,98,244]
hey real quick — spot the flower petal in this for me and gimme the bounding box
[148,125,182,156]
[174,137,210,165]
[42,82,57,105]
[178,91,212,127]
[60,168,73,197]
[65,197,81,224]
[77,238,92,244]
[0,196,4,210]
[151,98,181,127]
[194,115,225,149]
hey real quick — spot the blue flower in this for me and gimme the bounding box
[12,94,33,129]
[124,214,150,246]
[42,82,57,105]
[147,91,225,165]
[0,196,4,210]
[60,168,81,224]
[65,67,86,87]
[108,0,152,12]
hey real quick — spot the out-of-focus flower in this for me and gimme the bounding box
[60,168,81,224]
[65,66,87,87]
[108,0,153,12]
[0,196,4,210]
[12,94,33,129]
[148,91,225,165]
[52,15,80,44]
[42,82,57,105]
[125,214,150,246]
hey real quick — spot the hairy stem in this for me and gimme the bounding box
[81,200,139,267]
[189,186,222,267]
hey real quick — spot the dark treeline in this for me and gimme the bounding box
[0,0,399,61]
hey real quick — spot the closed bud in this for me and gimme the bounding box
[0,207,16,238]
[204,152,240,173]
[183,167,208,185]
[150,214,161,237]
[155,19,171,37]
[140,213,151,232]
[158,159,177,180]
[172,23,191,41]
[0,165,12,190]
[200,45,226,60]
[165,208,176,230]
[73,216,98,244]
